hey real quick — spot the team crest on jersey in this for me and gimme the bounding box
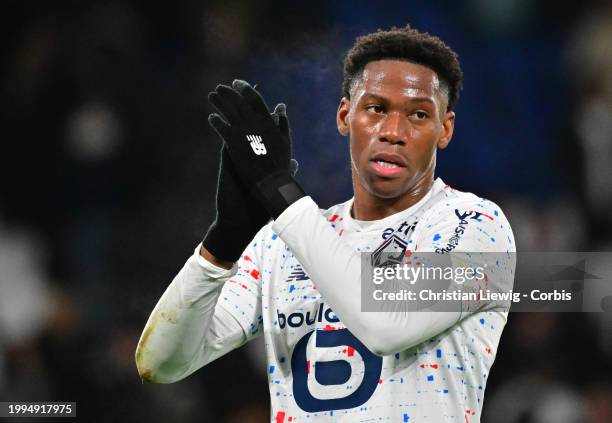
[371,234,408,267]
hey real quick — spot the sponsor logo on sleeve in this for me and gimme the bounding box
[435,209,493,253]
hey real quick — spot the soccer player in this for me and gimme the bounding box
[136,26,515,422]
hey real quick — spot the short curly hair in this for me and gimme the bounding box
[342,25,463,111]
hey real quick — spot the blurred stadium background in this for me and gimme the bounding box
[1,1,611,421]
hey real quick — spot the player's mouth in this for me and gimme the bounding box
[369,153,407,177]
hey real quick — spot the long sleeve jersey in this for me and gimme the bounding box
[136,178,516,422]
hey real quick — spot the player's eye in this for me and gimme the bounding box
[412,111,428,120]
[365,104,384,114]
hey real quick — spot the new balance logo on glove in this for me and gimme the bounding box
[247,134,267,155]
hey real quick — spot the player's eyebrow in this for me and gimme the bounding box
[360,93,389,103]
[361,92,435,106]
[407,96,435,105]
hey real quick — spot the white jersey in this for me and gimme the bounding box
[136,178,515,423]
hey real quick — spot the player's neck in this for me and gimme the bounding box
[351,176,434,221]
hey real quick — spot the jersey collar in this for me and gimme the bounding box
[340,177,445,232]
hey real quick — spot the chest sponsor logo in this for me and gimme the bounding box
[277,303,339,329]
[292,329,382,412]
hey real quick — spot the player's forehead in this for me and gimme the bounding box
[353,60,442,102]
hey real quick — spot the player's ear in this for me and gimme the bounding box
[336,97,350,136]
[437,111,455,149]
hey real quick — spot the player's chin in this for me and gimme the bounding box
[365,177,412,199]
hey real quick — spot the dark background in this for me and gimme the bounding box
[1,1,611,421]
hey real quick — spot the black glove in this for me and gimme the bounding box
[203,103,296,262]
[208,80,305,219]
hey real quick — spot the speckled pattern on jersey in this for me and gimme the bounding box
[217,178,515,422]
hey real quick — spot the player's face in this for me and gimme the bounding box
[337,60,455,203]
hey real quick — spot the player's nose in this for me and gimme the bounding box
[379,111,407,145]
